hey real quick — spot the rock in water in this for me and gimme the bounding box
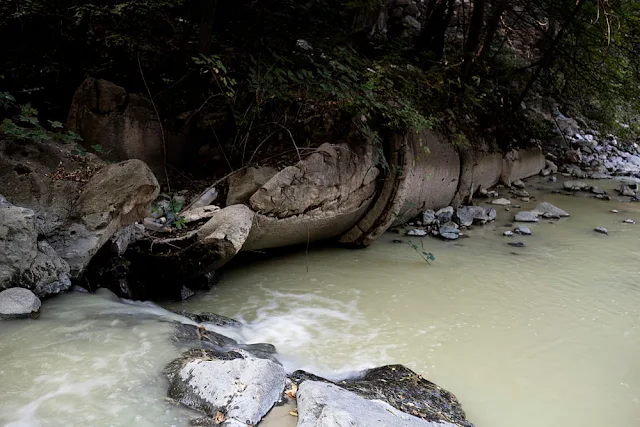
[0,288,41,320]
[590,186,606,195]
[407,229,428,237]
[165,349,286,426]
[624,219,636,224]
[514,211,539,222]
[508,242,526,248]
[438,222,460,240]
[491,198,511,206]
[296,381,461,427]
[616,183,638,197]
[514,227,532,235]
[563,181,588,191]
[435,206,454,224]
[455,206,488,227]
[594,227,608,235]
[486,208,497,222]
[512,179,526,188]
[503,230,514,237]
[422,210,436,225]
[531,202,570,218]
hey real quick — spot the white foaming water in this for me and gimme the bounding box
[0,291,198,427]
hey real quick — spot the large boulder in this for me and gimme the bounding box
[47,159,159,276]
[0,287,42,320]
[0,198,71,297]
[296,381,458,427]
[500,148,545,186]
[0,137,159,287]
[165,348,286,426]
[292,364,473,427]
[67,78,186,181]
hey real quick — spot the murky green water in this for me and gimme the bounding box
[1,178,640,426]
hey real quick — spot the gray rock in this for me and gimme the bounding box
[611,209,619,214]
[616,183,638,197]
[511,188,530,198]
[567,164,587,179]
[165,349,286,425]
[402,15,421,31]
[563,181,588,191]
[624,219,636,224]
[545,159,559,174]
[514,211,539,222]
[503,230,514,237]
[296,381,458,427]
[226,166,278,206]
[0,201,72,297]
[491,198,511,206]
[407,229,428,236]
[531,202,570,218]
[435,206,454,224]
[508,242,526,248]
[422,209,436,225]
[594,227,608,235]
[438,222,460,240]
[486,207,497,221]
[589,172,612,179]
[0,287,41,320]
[514,227,532,235]
[455,206,488,227]
[590,186,606,195]
[512,179,525,188]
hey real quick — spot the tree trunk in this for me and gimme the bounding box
[516,0,588,105]
[477,0,511,62]
[198,0,218,54]
[461,0,485,81]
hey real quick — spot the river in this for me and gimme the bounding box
[1,178,639,426]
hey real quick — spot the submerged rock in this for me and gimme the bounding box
[486,208,497,221]
[455,206,487,227]
[508,242,526,248]
[491,198,511,206]
[438,222,460,240]
[514,227,532,235]
[624,219,636,224]
[616,183,638,197]
[514,211,539,222]
[165,348,286,426]
[0,287,41,320]
[531,202,570,218]
[563,181,588,191]
[594,227,608,235]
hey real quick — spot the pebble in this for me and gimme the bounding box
[594,227,608,235]
[610,209,619,214]
[624,219,636,224]
[407,229,427,236]
[503,231,514,237]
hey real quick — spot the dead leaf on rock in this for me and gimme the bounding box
[285,383,297,399]
[289,409,298,417]
[214,411,225,424]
